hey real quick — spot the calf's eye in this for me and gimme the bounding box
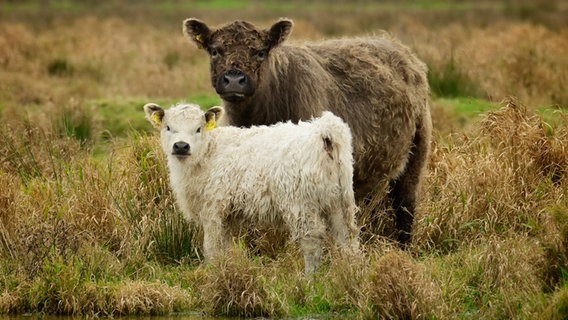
[166,126,171,131]
[196,127,201,134]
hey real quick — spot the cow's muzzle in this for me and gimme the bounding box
[216,69,254,102]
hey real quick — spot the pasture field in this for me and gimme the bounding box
[1,0,568,318]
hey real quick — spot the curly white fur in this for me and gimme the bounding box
[144,102,360,273]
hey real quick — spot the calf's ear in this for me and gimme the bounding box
[204,106,224,131]
[183,18,211,50]
[143,103,165,128]
[267,18,293,49]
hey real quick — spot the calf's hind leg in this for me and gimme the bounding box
[299,211,327,274]
[328,204,360,254]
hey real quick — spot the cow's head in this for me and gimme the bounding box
[183,18,293,103]
[144,103,224,161]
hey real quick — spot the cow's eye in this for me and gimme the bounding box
[166,126,171,131]
[255,49,268,60]
[210,47,220,58]
[196,127,201,134]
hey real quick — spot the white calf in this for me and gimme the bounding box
[144,102,359,273]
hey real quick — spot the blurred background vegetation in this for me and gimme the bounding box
[1,0,567,148]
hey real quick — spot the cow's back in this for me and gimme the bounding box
[294,37,429,197]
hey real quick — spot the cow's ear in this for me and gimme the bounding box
[183,18,212,50]
[144,103,165,128]
[204,106,224,131]
[267,18,293,49]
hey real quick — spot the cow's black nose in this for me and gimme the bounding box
[221,71,249,92]
[173,141,190,155]
[223,73,246,86]
[217,69,253,94]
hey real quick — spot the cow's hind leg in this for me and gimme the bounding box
[390,115,431,247]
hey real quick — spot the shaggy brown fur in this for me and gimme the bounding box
[183,18,432,245]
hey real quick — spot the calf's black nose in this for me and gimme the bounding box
[172,141,190,155]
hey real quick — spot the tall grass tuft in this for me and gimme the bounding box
[196,248,288,317]
[364,251,442,318]
[56,105,95,147]
[543,206,568,291]
[152,208,202,265]
[415,97,567,253]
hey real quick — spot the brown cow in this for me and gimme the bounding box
[183,18,432,246]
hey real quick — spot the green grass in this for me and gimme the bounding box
[428,56,481,99]
[92,98,169,138]
[442,97,497,116]
[537,106,568,129]
[92,94,220,137]
[87,94,220,159]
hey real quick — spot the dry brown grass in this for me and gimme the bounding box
[415,97,567,252]
[0,16,211,104]
[458,24,568,106]
[411,98,568,317]
[399,20,568,106]
[365,251,442,319]
[324,249,443,319]
[194,248,289,317]
[0,127,195,316]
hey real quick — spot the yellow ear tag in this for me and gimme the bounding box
[205,118,217,131]
[151,113,162,126]
[195,34,204,43]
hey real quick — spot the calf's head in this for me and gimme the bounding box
[144,103,223,160]
[183,18,293,103]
